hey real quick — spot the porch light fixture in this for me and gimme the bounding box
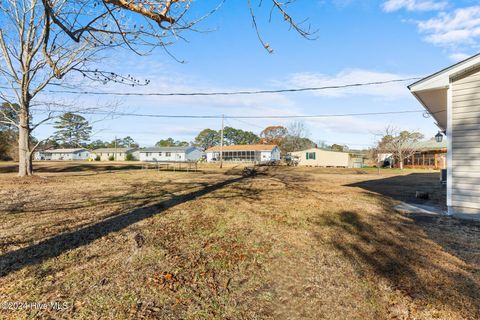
[435,131,444,143]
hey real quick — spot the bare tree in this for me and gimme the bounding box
[376,126,424,170]
[1,0,313,176]
[0,1,96,175]
[282,121,315,153]
[42,0,315,54]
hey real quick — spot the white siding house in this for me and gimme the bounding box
[34,148,90,161]
[205,144,280,163]
[91,148,138,161]
[138,147,202,162]
[33,150,52,160]
[409,53,480,218]
[291,148,364,168]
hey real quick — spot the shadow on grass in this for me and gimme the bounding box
[3,181,199,214]
[346,172,446,209]
[316,209,480,318]
[0,175,246,277]
[0,162,144,174]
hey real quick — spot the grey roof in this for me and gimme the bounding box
[44,148,87,154]
[139,146,198,153]
[414,139,447,150]
[92,148,136,153]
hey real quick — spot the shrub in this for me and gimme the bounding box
[95,155,101,161]
[108,155,114,161]
[125,153,135,161]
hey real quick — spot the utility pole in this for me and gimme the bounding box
[114,136,117,161]
[220,114,224,169]
[372,133,382,175]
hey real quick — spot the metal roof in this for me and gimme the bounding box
[413,139,447,150]
[206,144,278,152]
[43,148,87,154]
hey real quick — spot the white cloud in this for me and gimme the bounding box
[280,69,415,99]
[36,59,430,146]
[449,52,471,62]
[306,116,385,134]
[417,6,480,47]
[382,0,447,12]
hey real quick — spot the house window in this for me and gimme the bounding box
[158,152,162,156]
[166,152,171,157]
[306,152,316,160]
[146,152,151,156]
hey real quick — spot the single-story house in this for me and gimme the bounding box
[379,140,447,169]
[33,150,52,161]
[403,140,447,169]
[291,148,364,168]
[34,148,90,161]
[91,148,139,161]
[138,146,202,162]
[205,144,281,163]
[409,53,480,217]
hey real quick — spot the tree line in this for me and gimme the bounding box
[1,107,363,161]
[0,0,311,176]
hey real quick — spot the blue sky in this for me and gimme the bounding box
[34,0,480,148]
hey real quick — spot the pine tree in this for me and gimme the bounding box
[53,113,92,148]
[0,103,20,160]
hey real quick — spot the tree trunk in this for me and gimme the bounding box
[399,151,403,170]
[18,105,32,177]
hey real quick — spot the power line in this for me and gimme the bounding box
[0,77,421,97]
[31,108,430,119]
[228,118,374,147]
[229,117,265,129]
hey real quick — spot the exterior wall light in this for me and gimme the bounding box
[435,131,444,143]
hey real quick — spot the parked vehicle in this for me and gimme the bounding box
[285,154,299,166]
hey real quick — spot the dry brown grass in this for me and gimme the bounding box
[0,164,478,319]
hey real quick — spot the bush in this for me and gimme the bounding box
[125,153,135,161]
[108,155,114,161]
[95,155,100,161]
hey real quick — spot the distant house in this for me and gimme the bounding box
[409,53,480,217]
[33,150,52,161]
[378,140,447,169]
[91,148,139,161]
[138,146,202,162]
[349,152,366,168]
[205,144,281,163]
[291,148,364,168]
[403,140,447,169]
[34,148,90,161]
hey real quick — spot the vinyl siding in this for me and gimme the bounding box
[451,69,480,210]
[185,149,203,161]
[291,149,350,167]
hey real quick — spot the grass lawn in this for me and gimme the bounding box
[0,163,478,319]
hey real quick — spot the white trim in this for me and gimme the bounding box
[447,82,453,215]
[409,54,480,92]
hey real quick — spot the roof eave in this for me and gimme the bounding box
[408,52,480,91]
